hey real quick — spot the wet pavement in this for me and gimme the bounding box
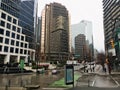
[0,70,64,89]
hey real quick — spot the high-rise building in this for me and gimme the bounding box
[72,20,94,61]
[0,0,38,64]
[41,2,70,64]
[103,0,120,55]
[75,34,86,60]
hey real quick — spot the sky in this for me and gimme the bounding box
[37,0,105,52]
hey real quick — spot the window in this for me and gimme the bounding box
[0,28,4,35]
[6,31,10,37]
[5,38,9,44]
[17,28,20,33]
[0,20,5,27]
[13,19,17,24]
[11,32,15,38]
[0,37,3,43]
[24,50,27,54]
[21,43,23,47]
[12,26,16,31]
[1,13,6,19]
[10,47,14,53]
[7,23,11,29]
[7,16,12,22]
[0,45,2,51]
[20,49,23,54]
[11,40,15,45]
[16,41,19,46]
[4,46,8,52]
[17,34,20,39]
[15,48,19,53]
[21,36,24,41]
[25,44,27,48]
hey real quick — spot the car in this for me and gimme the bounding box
[52,69,60,75]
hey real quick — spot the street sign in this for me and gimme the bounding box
[65,65,74,86]
[75,54,80,57]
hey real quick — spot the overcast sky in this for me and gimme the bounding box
[37,0,105,52]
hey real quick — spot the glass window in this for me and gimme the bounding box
[6,31,10,37]
[20,49,23,54]
[25,44,27,48]
[24,50,27,54]
[17,28,20,33]
[12,25,16,31]
[5,38,9,44]
[0,20,5,27]
[1,13,6,19]
[15,48,19,53]
[13,19,17,24]
[17,34,20,39]
[0,37,3,43]
[21,42,23,47]
[16,41,19,46]
[7,23,11,29]
[7,16,12,22]
[4,46,8,52]
[10,47,14,53]
[0,28,4,35]
[11,32,15,38]
[11,40,15,45]
[21,36,24,41]
[0,45,2,51]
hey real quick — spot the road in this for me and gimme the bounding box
[76,64,120,88]
[0,69,64,89]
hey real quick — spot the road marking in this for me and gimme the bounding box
[92,79,96,86]
[110,76,120,86]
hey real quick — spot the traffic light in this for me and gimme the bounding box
[110,39,114,48]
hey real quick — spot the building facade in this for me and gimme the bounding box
[0,0,38,64]
[103,0,120,55]
[75,34,86,60]
[41,2,70,64]
[72,20,94,61]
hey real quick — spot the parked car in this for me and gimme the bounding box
[52,69,60,75]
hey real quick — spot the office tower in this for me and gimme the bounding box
[103,0,120,70]
[41,2,70,64]
[75,34,86,60]
[72,20,94,61]
[103,0,120,54]
[0,0,38,64]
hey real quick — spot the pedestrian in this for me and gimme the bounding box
[104,67,106,74]
[93,67,95,72]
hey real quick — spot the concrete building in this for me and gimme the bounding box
[40,2,70,64]
[0,0,38,64]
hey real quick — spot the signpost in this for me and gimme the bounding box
[65,64,74,87]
